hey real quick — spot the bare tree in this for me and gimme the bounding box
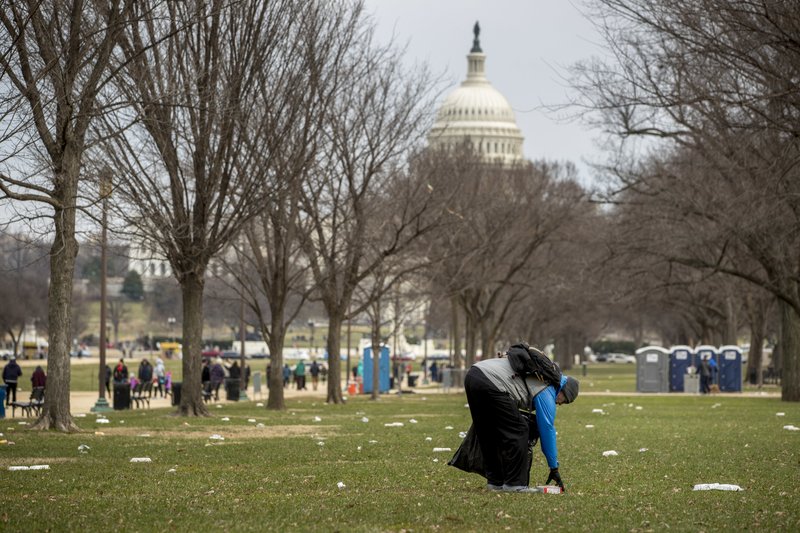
[0,1,133,431]
[107,297,127,345]
[99,0,316,415]
[573,0,800,400]
[301,36,442,402]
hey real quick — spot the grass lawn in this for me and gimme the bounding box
[1,381,798,532]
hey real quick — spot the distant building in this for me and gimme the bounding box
[428,22,525,165]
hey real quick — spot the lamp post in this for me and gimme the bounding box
[239,296,248,400]
[92,173,112,412]
[167,316,176,342]
[308,320,315,356]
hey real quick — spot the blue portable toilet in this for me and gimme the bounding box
[717,345,743,392]
[363,345,390,393]
[669,345,695,391]
[694,345,719,385]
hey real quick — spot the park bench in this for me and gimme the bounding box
[132,381,152,409]
[10,386,45,418]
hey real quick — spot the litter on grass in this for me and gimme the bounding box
[9,465,50,471]
[776,412,785,416]
[384,422,404,427]
[444,426,454,430]
[209,434,225,441]
[635,406,643,410]
[317,441,325,446]
[783,425,799,431]
[602,450,619,457]
[138,433,151,438]
[256,423,265,428]
[368,440,378,444]
[248,418,257,423]
[256,403,264,407]
[459,431,467,438]
[337,481,346,489]
[639,448,649,452]
[167,468,177,473]
[432,447,452,452]
[96,419,110,424]
[75,413,86,418]
[361,417,369,423]
[425,437,432,441]
[409,419,418,424]
[313,416,322,422]
[78,444,90,454]
[221,417,230,421]
[585,425,595,429]
[592,409,604,414]
[130,457,152,463]
[693,483,743,491]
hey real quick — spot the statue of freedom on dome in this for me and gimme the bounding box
[471,21,482,53]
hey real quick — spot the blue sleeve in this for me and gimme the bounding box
[533,386,558,469]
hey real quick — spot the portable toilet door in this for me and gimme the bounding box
[669,345,695,391]
[694,345,719,386]
[717,345,743,392]
[362,345,390,393]
[635,346,670,392]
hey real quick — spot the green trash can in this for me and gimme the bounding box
[225,378,240,401]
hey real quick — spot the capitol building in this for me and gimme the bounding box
[428,23,524,165]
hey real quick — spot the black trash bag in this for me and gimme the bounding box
[449,413,539,482]
[448,424,485,477]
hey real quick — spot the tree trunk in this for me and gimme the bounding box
[780,299,800,402]
[746,309,766,386]
[451,297,461,369]
[266,313,286,410]
[177,272,209,416]
[31,199,81,432]
[370,306,382,400]
[480,318,493,362]
[464,311,477,369]
[724,295,738,345]
[326,314,343,404]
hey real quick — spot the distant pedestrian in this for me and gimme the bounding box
[2,358,22,405]
[31,365,47,389]
[309,360,320,391]
[113,359,129,383]
[698,355,712,394]
[210,359,225,400]
[104,364,112,394]
[154,357,166,397]
[282,364,290,388]
[295,360,306,390]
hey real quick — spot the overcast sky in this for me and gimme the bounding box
[362,0,608,185]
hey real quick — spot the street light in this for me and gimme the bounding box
[167,316,176,341]
[92,172,112,412]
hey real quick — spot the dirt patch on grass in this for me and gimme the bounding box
[0,457,79,467]
[95,424,340,440]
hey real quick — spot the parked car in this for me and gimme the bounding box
[604,353,636,364]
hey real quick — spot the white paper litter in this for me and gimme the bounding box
[337,481,346,489]
[256,423,265,428]
[209,434,225,440]
[592,409,604,413]
[256,403,264,407]
[639,448,648,453]
[783,425,800,431]
[635,406,643,410]
[776,412,785,416]
[425,437,432,441]
[693,483,743,491]
[248,418,257,423]
[167,468,177,473]
[444,426,454,430]
[130,457,152,463]
[602,450,619,456]
[29,464,49,470]
[216,404,223,409]
[75,413,86,418]
[368,440,378,444]
[459,431,467,438]
[78,444,91,453]
[138,433,151,438]
[221,417,230,421]
[361,417,369,423]
[585,425,595,429]
[409,419,418,424]
[17,421,27,425]
[433,458,439,463]
[432,447,452,452]
[357,446,362,451]
[464,403,469,408]
[96,419,110,424]
[711,403,721,409]
[384,422,404,427]
[317,441,325,446]
[8,466,29,471]
[313,416,322,422]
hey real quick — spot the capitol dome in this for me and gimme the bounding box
[428,23,524,165]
